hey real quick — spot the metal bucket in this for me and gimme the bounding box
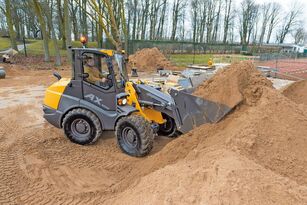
[0,67,6,79]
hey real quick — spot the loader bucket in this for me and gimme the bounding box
[169,89,234,134]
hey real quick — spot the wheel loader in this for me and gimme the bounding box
[43,48,232,157]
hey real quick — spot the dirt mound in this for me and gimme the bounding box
[282,80,307,105]
[1,63,307,204]
[106,62,307,204]
[108,149,307,205]
[193,62,272,107]
[128,47,177,72]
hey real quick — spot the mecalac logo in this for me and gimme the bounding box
[85,94,102,106]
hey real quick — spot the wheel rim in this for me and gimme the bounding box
[71,118,91,140]
[122,127,138,149]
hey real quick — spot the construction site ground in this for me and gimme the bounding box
[1,55,307,204]
[0,62,178,204]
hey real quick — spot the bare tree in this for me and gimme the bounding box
[277,4,301,44]
[293,27,305,44]
[44,0,61,66]
[198,1,208,43]
[191,0,199,43]
[206,0,216,43]
[80,0,127,51]
[140,0,150,40]
[64,0,72,61]
[170,0,185,40]
[223,0,233,44]
[239,0,258,50]
[251,7,260,44]
[1,0,18,50]
[258,3,271,45]
[156,0,167,39]
[70,0,80,40]
[212,0,222,43]
[81,0,88,35]
[266,2,280,44]
[131,0,138,40]
[149,0,159,40]
[32,0,50,62]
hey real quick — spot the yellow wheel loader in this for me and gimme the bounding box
[43,48,232,157]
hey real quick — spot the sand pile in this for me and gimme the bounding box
[193,62,272,107]
[128,47,178,71]
[1,62,307,204]
[106,62,307,204]
[282,80,307,105]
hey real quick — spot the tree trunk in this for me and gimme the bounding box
[64,0,72,61]
[82,0,88,35]
[46,0,61,66]
[56,0,66,49]
[223,0,232,44]
[32,0,50,62]
[4,0,18,51]
[97,0,103,48]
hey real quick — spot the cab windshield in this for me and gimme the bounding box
[113,54,128,86]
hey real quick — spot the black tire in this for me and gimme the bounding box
[62,108,102,145]
[115,115,154,157]
[158,114,181,138]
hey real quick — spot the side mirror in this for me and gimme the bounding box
[53,71,62,80]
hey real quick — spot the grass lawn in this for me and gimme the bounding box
[0,37,12,51]
[26,40,99,56]
[169,54,213,67]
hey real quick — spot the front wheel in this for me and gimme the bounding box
[115,115,154,157]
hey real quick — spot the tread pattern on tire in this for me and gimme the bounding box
[115,115,154,157]
[62,108,102,145]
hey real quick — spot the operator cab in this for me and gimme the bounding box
[73,48,128,91]
[68,48,129,111]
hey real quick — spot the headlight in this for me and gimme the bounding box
[118,98,127,106]
[122,98,127,105]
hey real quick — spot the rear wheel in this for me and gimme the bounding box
[116,115,154,157]
[62,108,102,145]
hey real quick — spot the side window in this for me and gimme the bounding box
[82,53,113,89]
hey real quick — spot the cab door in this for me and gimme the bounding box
[81,52,117,111]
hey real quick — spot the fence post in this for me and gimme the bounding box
[193,42,196,64]
[23,37,27,57]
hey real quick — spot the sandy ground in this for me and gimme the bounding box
[0,63,173,204]
[0,61,306,204]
